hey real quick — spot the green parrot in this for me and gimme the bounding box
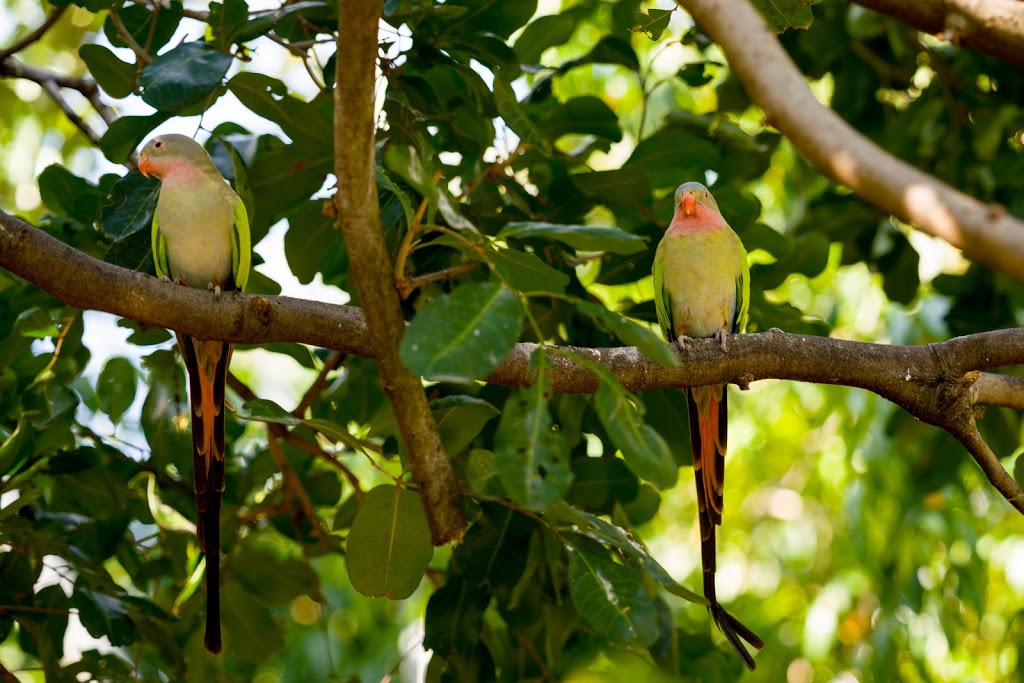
[138,133,251,654]
[653,181,763,669]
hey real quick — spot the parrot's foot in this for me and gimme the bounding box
[674,335,694,352]
[714,328,730,352]
[208,282,223,299]
[160,275,172,284]
[710,601,764,671]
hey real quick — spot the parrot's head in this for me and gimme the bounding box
[673,181,720,217]
[138,134,211,179]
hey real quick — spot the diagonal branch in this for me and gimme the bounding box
[2,206,1024,513]
[0,6,68,61]
[853,0,1024,69]
[675,0,1024,284]
[333,0,464,544]
[0,58,118,149]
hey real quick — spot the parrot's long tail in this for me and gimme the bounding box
[686,387,764,670]
[181,335,230,655]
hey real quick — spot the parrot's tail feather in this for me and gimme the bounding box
[204,490,222,654]
[710,601,763,671]
[686,388,724,528]
[183,336,231,655]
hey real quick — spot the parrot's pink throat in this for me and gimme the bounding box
[667,199,726,236]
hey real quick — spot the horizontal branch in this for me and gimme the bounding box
[677,0,1024,284]
[3,207,1024,513]
[854,0,1024,69]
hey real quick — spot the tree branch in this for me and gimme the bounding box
[675,0,1024,284]
[0,58,118,148]
[0,6,67,61]
[853,0,1024,69]
[333,0,465,544]
[2,207,1023,513]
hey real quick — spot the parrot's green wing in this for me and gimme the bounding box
[231,196,251,292]
[652,255,673,340]
[151,214,169,280]
[732,244,750,334]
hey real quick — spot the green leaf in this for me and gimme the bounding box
[79,45,135,99]
[105,228,155,273]
[432,396,500,455]
[514,10,584,64]
[571,167,651,209]
[228,73,330,145]
[400,282,524,383]
[96,357,136,424]
[221,580,285,664]
[72,589,136,647]
[489,247,570,294]
[595,379,677,490]
[230,1,331,43]
[100,172,160,240]
[493,350,573,511]
[232,532,315,604]
[38,165,104,225]
[567,457,638,511]
[99,113,171,164]
[631,8,673,41]
[541,96,623,143]
[346,485,433,599]
[423,575,491,658]
[500,221,647,255]
[140,41,232,112]
[549,503,704,604]
[565,542,659,647]
[209,0,249,49]
[104,2,183,53]
[624,131,720,188]
[571,298,679,366]
[493,75,551,155]
[750,0,818,33]
[465,448,504,498]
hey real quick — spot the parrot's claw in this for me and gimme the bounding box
[715,328,730,352]
[674,335,694,353]
[160,275,172,284]
[208,282,223,299]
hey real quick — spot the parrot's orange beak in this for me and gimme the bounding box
[138,156,153,177]
[682,194,697,217]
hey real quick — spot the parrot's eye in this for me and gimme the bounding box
[154,141,163,148]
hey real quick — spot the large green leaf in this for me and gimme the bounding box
[103,2,183,53]
[96,357,136,424]
[493,75,551,155]
[751,0,819,32]
[228,73,330,145]
[400,282,524,383]
[493,351,573,510]
[140,41,232,112]
[79,44,135,99]
[221,580,285,664]
[71,589,136,647]
[500,221,647,255]
[594,378,677,490]
[99,113,171,164]
[541,96,623,143]
[423,575,491,658]
[489,247,570,294]
[570,298,679,366]
[100,172,160,240]
[431,395,500,455]
[345,485,433,599]
[232,532,316,604]
[565,542,659,647]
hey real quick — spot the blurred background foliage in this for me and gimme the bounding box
[1,0,1024,681]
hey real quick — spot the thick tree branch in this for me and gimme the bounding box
[2,207,1023,513]
[332,0,465,544]
[854,0,1024,69]
[676,0,1024,284]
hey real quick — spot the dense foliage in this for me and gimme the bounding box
[1,0,1023,681]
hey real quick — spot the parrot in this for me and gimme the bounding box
[138,133,251,654]
[653,181,763,669]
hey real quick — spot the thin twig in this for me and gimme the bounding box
[0,6,67,61]
[398,262,480,299]
[267,428,329,551]
[283,431,365,500]
[293,350,345,417]
[108,8,152,65]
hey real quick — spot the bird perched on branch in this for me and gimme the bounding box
[138,133,251,654]
[653,181,763,669]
